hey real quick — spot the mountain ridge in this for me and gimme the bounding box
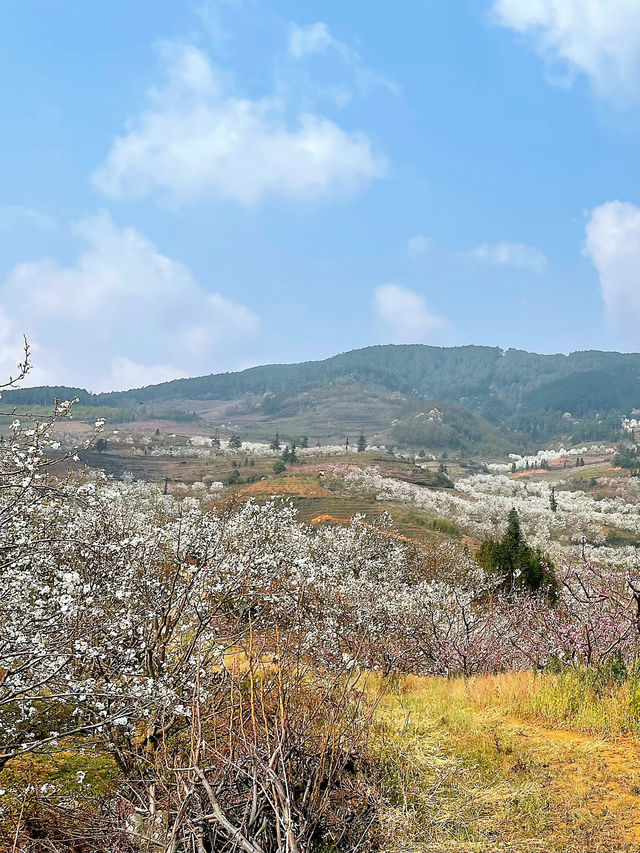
[5,344,638,452]
[6,344,638,401]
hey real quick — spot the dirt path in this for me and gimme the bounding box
[495,714,639,851]
[377,679,640,852]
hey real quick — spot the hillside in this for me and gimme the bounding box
[5,345,638,452]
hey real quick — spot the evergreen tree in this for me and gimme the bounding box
[229,433,242,450]
[270,433,281,451]
[281,444,298,464]
[549,486,557,513]
[300,435,309,448]
[614,444,640,475]
[505,507,521,549]
[357,433,367,453]
[272,459,286,474]
[511,462,517,473]
[434,462,454,488]
[477,508,557,598]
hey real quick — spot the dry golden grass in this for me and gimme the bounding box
[369,670,639,852]
[399,669,639,737]
[3,668,637,851]
[238,477,335,498]
[310,512,352,525]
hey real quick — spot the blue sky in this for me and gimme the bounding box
[0,0,638,391]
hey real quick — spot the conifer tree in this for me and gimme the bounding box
[477,508,557,598]
[281,444,298,464]
[434,462,454,488]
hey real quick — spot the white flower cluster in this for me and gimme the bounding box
[131,438,368,459]
[414,408,442,422]
[494,444,616,473]
[329,464,640,569]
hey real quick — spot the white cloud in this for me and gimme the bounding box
[93,42,386,205]
[288,22,340,58]
[374,284,445,343]
[0,309,28,385]
[584,200,640,349]
[288,22,400,100]
[0,211,258,391]
[106,357,188,392]
[492,0,639,99]
[407,235,431,257]
[470,241,547,272]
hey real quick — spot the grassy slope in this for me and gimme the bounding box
[5,671,636,851]
[372,671,639,852]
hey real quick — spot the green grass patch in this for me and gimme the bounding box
[523,664,639,736]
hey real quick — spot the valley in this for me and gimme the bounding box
[2,347,639,851]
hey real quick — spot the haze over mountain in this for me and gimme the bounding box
[7,344,638,453]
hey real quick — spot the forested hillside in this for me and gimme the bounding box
[5,345,638,451]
